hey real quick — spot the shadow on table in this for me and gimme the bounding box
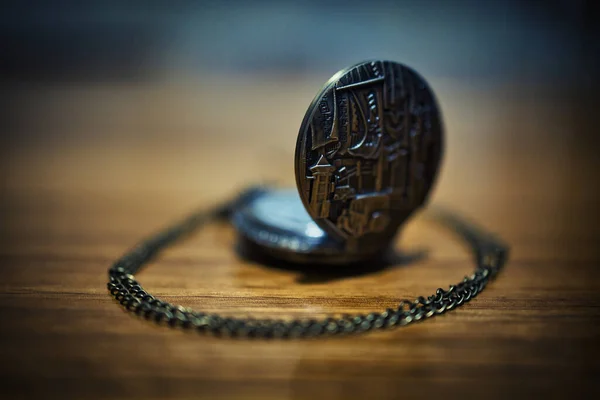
[235,237,428,284]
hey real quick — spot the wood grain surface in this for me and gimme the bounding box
[1,76,599,399]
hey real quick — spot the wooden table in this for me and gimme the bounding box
[1,76,598,399]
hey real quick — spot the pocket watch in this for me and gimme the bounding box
[233,60,443,263]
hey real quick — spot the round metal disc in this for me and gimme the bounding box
[232,188,376,264]
[295,60,443,256]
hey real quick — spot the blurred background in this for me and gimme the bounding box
[1,0,597,81]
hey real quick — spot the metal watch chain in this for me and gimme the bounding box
[107,189,507,338]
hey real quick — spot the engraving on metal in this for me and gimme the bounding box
[295,61,443,252]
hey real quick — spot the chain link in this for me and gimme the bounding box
[107,189,507,338]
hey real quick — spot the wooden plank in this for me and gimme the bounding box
[0,78,598,399]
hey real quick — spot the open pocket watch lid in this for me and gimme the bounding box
[294,60,444,255]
